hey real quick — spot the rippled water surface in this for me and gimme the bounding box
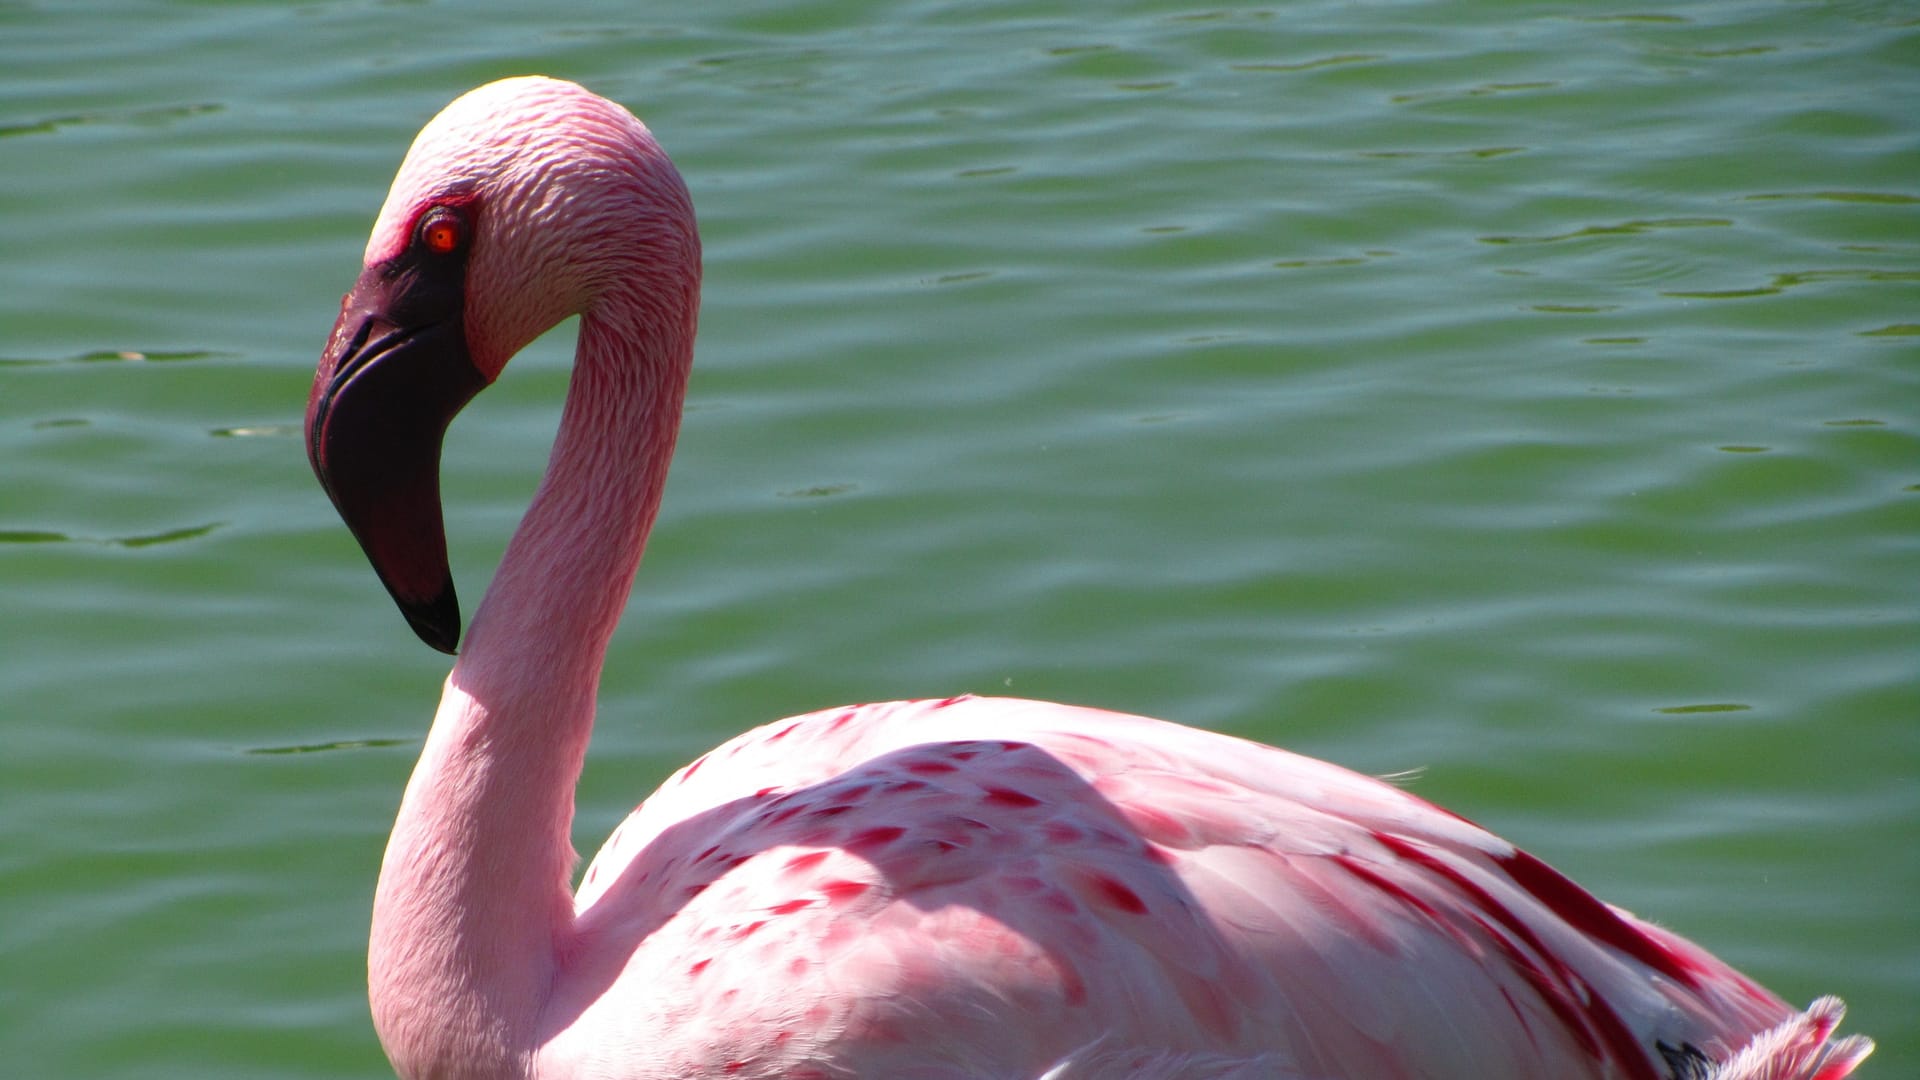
[2,1,1915,1074]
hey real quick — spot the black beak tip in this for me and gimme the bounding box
[399,587,463,655]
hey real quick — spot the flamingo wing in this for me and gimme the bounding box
[542,696,1797,1079]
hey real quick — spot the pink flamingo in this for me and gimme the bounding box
[305,77,1871,1079]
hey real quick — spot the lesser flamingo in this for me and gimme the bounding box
[304,76,1871,1079]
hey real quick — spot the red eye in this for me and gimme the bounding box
[420,210,466,255]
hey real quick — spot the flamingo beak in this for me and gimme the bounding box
[306,259,486,655]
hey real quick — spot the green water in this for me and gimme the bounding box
[2,1,1914,1075]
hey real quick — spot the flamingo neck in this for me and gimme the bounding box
[368,281,695,1077]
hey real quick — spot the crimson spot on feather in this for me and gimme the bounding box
[983,786,1042,809]
[1058,960,1089,1006]
[1378,831,1658,1078]
[1335,854,1442,922]
[1494,847,1702,990]
[783,850,830,875]
[1090,874,1149,915]
[821,879,870,905]
[849,825,906,850]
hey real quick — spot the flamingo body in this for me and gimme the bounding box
[555,695,1798,1079]
[304,77,1871,1079]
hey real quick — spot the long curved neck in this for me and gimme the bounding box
[368,278,696,1077]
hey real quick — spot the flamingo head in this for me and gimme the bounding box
[306,76,696,654]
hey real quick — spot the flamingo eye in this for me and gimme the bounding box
[418,209,468,255]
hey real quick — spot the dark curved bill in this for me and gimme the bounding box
[306,261,486,654]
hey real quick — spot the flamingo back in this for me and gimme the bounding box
[542,696,1808,1079]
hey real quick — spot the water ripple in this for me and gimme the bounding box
[0,522,222,548]
[1662,267,1920,300]
[1480,218,1734,246]
[0,102,221,139]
